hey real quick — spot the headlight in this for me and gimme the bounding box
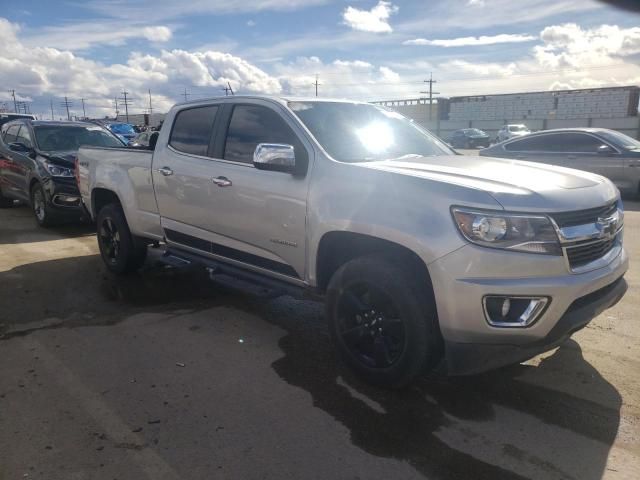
[44,163,74,177]
[452,208,561,255]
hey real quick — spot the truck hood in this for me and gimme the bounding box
[359,155,618,212]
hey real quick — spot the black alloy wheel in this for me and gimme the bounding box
[336,283,406,369]
[99,217,121,266]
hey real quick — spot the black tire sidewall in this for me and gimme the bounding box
[326,256,436,388]
[96,204,146,274]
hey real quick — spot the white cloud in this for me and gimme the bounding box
[247,20,256,27]
[274,56,409,100]
[22,21,174,50]
[342,1,398,33]
[403,33,537,47]
[0,18,281,118]
[142,26,172,42]
[534,23,640,68]
[85,0,330,22]
[467,0,485,6]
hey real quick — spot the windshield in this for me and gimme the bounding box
[109,123,136,135]
[289,101,453,162]
[34,126,124,151]
[509,125,529,132]
[599,130,640,151]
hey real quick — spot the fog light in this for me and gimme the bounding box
[483,296,549,327]
[53,194,80,207]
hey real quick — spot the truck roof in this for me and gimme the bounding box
[173,94,373,108]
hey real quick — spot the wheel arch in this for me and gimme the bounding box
[315,231,434,296]
[91,188,122,218]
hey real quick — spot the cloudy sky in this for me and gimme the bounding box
[1,0,639,119]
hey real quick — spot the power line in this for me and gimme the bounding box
[60,96,72,121]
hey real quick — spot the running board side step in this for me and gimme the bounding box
[160,247,311,300]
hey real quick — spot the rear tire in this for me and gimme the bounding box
[97,203,147,274]
[30,183,58,227]
[326,256,438,388]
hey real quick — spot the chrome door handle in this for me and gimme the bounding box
[157,167,173,176]
[211,176,232,187]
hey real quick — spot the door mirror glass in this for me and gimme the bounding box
[597,144,614,155]
[253,143,296,173]
[8,142,31,153]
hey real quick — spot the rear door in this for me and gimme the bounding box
[11,125,36,199]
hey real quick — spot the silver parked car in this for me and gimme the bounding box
[496,124,530,142]
[480,128,640,197]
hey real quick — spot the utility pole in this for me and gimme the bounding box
[420,73,440,120]
[9,89,17,113]
[119,90,131,123]
[148,89,153,116]
[81,98,86,119]
[114,97,119,118]
[313,74,321,97]
[222,82,234,96]
[50,98,54,120]
[182,88,190,102]
[60,96,73,121]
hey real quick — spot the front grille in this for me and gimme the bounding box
[551,202,617,228]
[566,236,618,268]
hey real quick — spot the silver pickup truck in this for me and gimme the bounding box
[77,96,628,388]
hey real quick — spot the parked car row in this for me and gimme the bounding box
[0,119,124,225]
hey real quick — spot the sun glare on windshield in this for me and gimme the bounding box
[356,122,395,155]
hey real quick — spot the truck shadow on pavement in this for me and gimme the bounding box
[0,255,622,480]
[259,297,621,480]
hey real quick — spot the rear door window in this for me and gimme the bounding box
[16,126,34,148]
[3,124,21,144]
[505,134,565,152]
[169,106,219,156]
[223,105,302,164]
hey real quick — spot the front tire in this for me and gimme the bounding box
[326,256,438,388]
[97,204,147,274]
[31,183,57,227]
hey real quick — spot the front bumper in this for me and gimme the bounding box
[428,243,629,375]
[442,276,627,375]
[41,176,84,217]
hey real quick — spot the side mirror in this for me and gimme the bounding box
[597,144,615,155]
[253,143,296,173]
[8,142,31,153]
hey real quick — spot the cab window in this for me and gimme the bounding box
[169,106,219,156]
[223,105,305,165]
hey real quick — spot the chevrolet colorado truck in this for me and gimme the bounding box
[77,96,628,388]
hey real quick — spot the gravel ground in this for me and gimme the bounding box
[0,202,638,480]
